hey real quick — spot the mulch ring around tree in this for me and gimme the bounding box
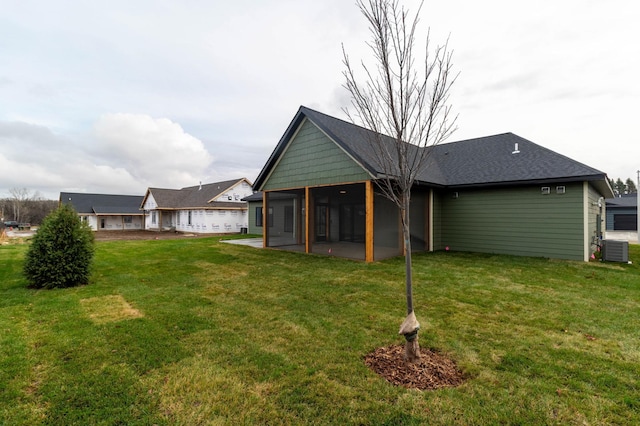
[364,345,466,390]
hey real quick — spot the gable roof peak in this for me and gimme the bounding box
[254,106,611,195]
[144,178,251,209]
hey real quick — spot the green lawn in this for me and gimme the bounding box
[1,237,639,425]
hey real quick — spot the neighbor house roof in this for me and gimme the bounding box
[606,194,638,208]
[254,106,613,197]
[142,178,251,210]
[60,193,144,215]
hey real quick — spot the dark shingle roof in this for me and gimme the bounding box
[606,194,638,208]
[60,193,144,215]
[255,106,612,197]
[144,188,183,208]
[242,192,264,202]
[424,133,607,187]
[145,178,249,209]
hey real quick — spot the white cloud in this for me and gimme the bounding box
[1,0,639,197]
[0,152,66,189]
[0,120,140,198]
[92,113,213,188]
[0,115,215,199]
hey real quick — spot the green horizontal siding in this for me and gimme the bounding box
[247,201,262,235]
[262,119,370,191]
[432,192,443,250]
[438,183,585,260]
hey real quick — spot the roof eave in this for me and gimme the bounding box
[254,108,308,191]
[446,174,614,195]
[302,109,380,178]
[254,107,378,191]
[206,178,249,203]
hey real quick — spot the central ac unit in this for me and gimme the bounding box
[601,240,629,263]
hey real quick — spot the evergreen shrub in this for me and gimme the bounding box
[23,204,95,289]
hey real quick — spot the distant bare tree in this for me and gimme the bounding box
[9,187,31,224]
[343,0,457,362]
[2,189,56,225]
[25,197,58,225]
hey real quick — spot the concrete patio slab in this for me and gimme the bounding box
[220,238,264,248]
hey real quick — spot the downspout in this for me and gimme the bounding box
[583,182,589,262]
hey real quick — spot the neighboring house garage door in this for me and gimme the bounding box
[614,214,637,230]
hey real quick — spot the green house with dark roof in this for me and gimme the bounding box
[250,106,614,262]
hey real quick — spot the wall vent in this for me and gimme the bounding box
[602,240,629,262]
[452,192,459,199]
[556,186,566,194]
[541,187,550,195]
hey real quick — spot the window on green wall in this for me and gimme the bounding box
[256,207,263,227]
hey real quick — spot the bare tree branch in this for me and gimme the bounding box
[342,0,457,362]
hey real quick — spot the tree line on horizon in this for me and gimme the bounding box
[609,177,638,196]
[1,188,58,225]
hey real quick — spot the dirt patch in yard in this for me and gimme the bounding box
[80,294,143,324]
[94,230,201,241]
[365,344,466,390]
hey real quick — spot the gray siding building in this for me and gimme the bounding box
[606,194,638,231]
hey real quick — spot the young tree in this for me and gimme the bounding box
[9,187,31,223]
[343,0,456,361]
[23,204,95,289]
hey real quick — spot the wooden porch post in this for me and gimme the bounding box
[365,180,374,262]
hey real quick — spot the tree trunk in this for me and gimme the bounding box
[401,191,421,363]
[404,333,420,361]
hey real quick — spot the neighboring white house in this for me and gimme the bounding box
[141,178,253,234]
[59,192,145,231]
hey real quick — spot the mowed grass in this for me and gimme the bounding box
[1,236,639,425]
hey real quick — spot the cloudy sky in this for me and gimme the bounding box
[1,0,638,200]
